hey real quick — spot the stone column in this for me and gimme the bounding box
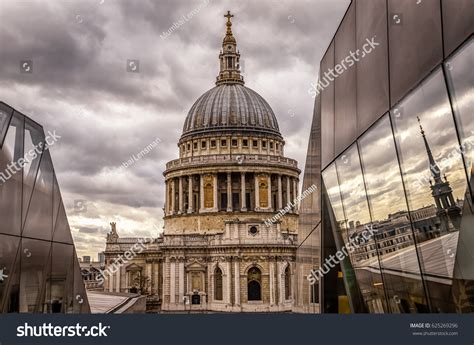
[254,174,260,210]
[278,262,284,304]
[199,174,204,213]
[108,273,113,293]
[267,174,272,211]
[170,261,176,304]
[270,261,275,305]
[234,260,240,305]
[125,271,130,292]
[213,173,218,211]
[178,260,185,304]
[154,261,160,295]
[146,262,152,294]
[286,176,291,211]
[293,178,298,212]
[165,180,169,215]
[208,262,214,302]
[240,172,247,211]
[178,176,183,214]
[277,174,283,210]
[226,172,232,212]
[187,175,193,213]
[115,266,121,293]
[170,178,175,215]
[226,261,232,304]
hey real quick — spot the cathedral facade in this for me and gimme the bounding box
[103,12,300,313]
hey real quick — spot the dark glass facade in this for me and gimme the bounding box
[299,0,473,313]
[0,102,89,313]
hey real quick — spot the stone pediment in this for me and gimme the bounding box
[126,263,143,272]
[185,258,207,271]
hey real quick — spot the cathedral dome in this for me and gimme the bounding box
[181,84,281,139]
[180,10,281,140]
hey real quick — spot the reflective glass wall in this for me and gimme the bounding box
[314,0,473,313]
[295,94,321,313]
[321,38,473,313]
[0,102,89,313]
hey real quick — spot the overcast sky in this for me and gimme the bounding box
[0,0,350,258]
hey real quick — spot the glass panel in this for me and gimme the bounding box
[320,41,335,168]
[441,0,474,56]
[22,118,45,226]
[445,38,474,195]
[0,103,13,148]
[391,68,468,312]
[355,0,389,133]
[0,234,20,311]
[388,0,443,105]
[334,2,357,154]
[51,243,74,313]
[53,200,74,244]
[299,94,321,242]
[22,150,54,241]
[73,250,90,313]
[335,145,388,313]
[333,2,357,155]
[20,238,51,312]
[444,38,474,313]
[0,113,24,236]
[359,115,428,313]
[52,175,61,231]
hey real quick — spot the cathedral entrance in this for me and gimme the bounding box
[192,292,201,305]
[247,267,262,301]
[248,281,261,301]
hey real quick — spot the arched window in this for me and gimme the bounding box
[214,267,223,301]
[247,267,262,301]
[284,265,291,300]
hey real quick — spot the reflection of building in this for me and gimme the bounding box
[418,117,462,231]
[0,102,89,313]
[297,0,473,313]
[103,12,300,313]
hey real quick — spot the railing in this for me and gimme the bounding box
[162,233,298,247]
[165,154,298,170]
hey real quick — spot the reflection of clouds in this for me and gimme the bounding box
[337,146,371,225]
[392,70,468,209]
[322,165,345,221]
[359,117,408,221]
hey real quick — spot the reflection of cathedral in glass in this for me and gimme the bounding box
[299,0,473,314]
[418,117,462,232]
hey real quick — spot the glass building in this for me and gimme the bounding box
[297,0,473,313]
[0,102,90,313]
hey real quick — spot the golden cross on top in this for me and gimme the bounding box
[224,11,233,23]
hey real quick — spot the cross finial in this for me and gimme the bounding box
[224,10,234,22]
[417,116,425,135]
[224,11,234,35]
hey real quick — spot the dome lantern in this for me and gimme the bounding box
[216,11,244,86]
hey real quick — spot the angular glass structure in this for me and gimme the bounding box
[0,102,89,313]
[301,0,473,313]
